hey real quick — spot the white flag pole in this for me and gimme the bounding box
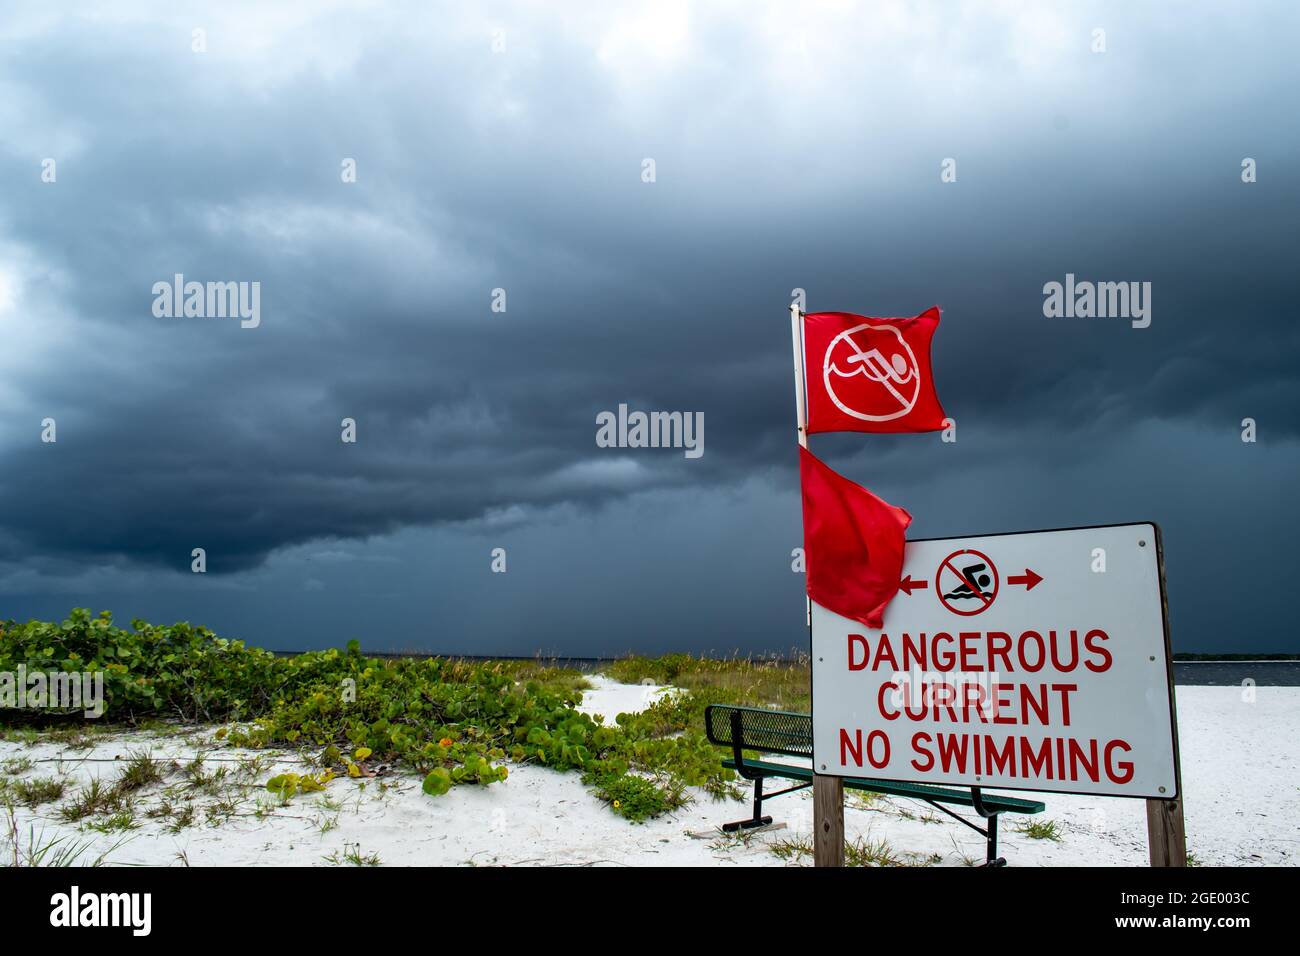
[789,303,811,630]
[789,303,809,452]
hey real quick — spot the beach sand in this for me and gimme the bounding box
[2,678,1294,866]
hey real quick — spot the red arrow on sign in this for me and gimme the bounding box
[898,574,928,595]
[1008,568,1043,590]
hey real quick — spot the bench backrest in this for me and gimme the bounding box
[704,704,812,758]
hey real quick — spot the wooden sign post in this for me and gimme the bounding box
[1146,556,1187,867]
[1147,797,1187,866]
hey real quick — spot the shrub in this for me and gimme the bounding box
[0,610,737,820]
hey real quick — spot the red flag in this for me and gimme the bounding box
[799,446,911,629]
[802,307,947,434]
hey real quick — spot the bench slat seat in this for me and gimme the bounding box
[719,757,1045,814]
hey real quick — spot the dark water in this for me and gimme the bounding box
[288,651,1300,685]
[1173,661,1300,686]
[540,658,1300,686]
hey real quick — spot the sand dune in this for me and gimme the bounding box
[2,678,1293,866]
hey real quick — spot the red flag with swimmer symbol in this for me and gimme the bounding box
[799,445,911,629]
[802,307,947,434]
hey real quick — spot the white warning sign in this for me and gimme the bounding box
[811,523,1179,799]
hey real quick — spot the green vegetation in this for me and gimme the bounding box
[770,833,929,867]
[85,809,139,834]
[116,751,165,793]
[582,766,686,821]
[324,842,382,866]
[0,612,820,823]
[1015,818,1063,842]
[604,653,810,712]
[1,609,293,722]
[59,777,128,823]
[5,776,66,808]
[2,805,131,866]
[594,653,810,815]
[1,757,33,775]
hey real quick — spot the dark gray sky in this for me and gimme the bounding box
[1,2,1296,655]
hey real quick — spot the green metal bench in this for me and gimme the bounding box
[705,704,1046,866]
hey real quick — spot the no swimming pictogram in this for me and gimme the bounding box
[936,548,998,616]
[822,323,922,423]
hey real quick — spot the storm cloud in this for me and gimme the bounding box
[1,1,1296,653]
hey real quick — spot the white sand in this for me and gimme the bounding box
[2,678,1294,866]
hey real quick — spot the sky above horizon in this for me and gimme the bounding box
[1,1,1297,655]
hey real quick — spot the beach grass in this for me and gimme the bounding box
[0,611,777,828]
[604,653,811,712]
